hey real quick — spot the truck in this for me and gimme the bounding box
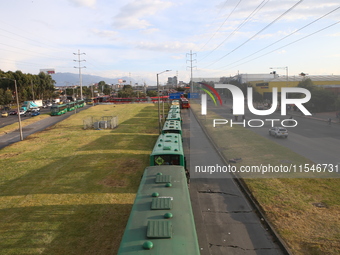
[21,100,43,112]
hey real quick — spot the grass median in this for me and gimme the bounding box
[190,102,339,255]
[0,103,162,255]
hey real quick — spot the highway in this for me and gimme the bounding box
[0,105,90,149]
[209,99,340,168]
[182,109,287,255]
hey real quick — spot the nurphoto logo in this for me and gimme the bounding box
[200,83,312,128]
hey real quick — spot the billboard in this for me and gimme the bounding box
[40,68,55,74]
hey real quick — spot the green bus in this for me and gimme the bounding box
[67,102,75,111]
[50,104,68,116]
[150,134,185,166]
[166,112,181,122]
[117,165,200,255]
[162,120,182,135]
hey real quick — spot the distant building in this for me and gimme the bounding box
[167,76,178,88]
[193,73,340,99]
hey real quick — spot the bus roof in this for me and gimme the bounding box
[162,120,182,133]
[166,112,181,122]
[150,134,183,156]
[117,166,200,255]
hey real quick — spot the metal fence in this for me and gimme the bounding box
[83,116,118,130]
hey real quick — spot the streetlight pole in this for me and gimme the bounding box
[157,70,171,133]
[1,78,23,140]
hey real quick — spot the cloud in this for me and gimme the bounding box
[91,29,120,40]
[68,0,96,8]
[135,41,198,53]
[112,0,173,30]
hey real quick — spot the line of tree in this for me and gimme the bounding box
[296,78,340,112]
[0,70,56,106]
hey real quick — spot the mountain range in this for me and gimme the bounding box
[51,72,137,87]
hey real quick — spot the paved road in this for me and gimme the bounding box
[0,105,90,149]
[182,109,285,255]
[208,99,340,169]
[0,107,55,128]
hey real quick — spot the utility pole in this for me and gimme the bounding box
[186,50,196,92]
[73,50,86,99]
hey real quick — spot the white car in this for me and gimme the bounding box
[269,127,288,138]
[18,110,27,116]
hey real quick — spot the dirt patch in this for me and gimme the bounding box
[119,158,144,174]
[0,153,19,159]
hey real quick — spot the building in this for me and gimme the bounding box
[193,74,340,100]
[167,76,178,88]
[245,74,340,100]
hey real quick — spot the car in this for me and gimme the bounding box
[18,110,26,116]
[1,111,8,117]
[31,111,40,116]
[31,107,40,111]
[9,110,17,115]
[269,127,288,138]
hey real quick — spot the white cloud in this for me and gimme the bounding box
[135,41,198,53]
[112,0,173,30]
[91,29,120,40]
[68,0,96,8]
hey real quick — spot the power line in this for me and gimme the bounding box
[199,0,242,53]
[216,5,340,70]
[225,20,340,70]
[200,0,269,62]
[204,0,304,68]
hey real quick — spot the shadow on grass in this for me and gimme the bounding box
[0,203,131,255]
[0,104,161,254]
[0,152,148,196]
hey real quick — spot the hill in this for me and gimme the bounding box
[51,72,134,87]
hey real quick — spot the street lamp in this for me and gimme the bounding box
[1,77,23,141]
[157,70,171,133]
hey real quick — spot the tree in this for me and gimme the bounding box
[4,89,13,105]
[118,85,134,98]
[147,90,158,97]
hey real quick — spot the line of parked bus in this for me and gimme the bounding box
[50,100,85,116]
[118,100,200,254]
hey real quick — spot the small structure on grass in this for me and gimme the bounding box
[83,116,118,129]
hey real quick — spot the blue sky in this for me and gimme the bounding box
[0,0,339,85]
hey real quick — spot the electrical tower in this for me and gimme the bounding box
[186,50,196,92]
[73,50,86,99]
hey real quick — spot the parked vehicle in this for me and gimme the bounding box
[1,111,8,117]
[269,127,288,138]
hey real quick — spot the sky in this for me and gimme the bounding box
[0,0,339,86]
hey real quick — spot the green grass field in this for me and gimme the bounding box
[0,104,161,255]
[190,102,340,255]
[1,103,339,255]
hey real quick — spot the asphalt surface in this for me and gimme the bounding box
[0,105,90,149]
[182,109,285,255]
[208,98,340,171]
